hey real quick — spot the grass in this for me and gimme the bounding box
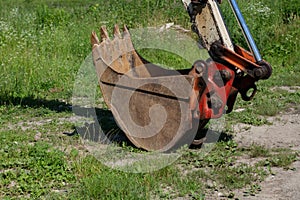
[0,105,298,199]
[0,0,299,199]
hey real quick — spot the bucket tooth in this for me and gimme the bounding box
[91,31,100,48]
[123,25,130,38]
[100,25,110,42]
[113,24,122,39]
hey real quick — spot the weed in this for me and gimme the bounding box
[0,135,75,198]
[212,164,266,190]
[259,151,298,169]
[248,144,271,158]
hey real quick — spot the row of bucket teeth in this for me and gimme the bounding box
[91,25,145,75]
[91,24,130,46]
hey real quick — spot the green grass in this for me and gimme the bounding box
[0,105,298,199]
[0,129,75,197]
[0,0,299,199]
[0,0,298,114]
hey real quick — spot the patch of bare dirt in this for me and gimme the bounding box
[236,160,300,200]
[234,111,300,151]
[232,109,300,200]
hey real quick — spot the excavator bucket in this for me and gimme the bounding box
[91,25,202,152]
[90,0,272,152]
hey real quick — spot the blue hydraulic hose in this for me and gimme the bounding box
[228,0,262,62]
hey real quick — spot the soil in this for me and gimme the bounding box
[77,105,300,199]
[231,107,300,200]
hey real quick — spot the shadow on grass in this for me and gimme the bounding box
[0,95,133,146]
[0,95,72,112]
[1,95,233,150]
[72,105,234,151]
[69,105,132,146]
[189,129,233,149]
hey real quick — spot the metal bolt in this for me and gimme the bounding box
[193,60,207,74]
